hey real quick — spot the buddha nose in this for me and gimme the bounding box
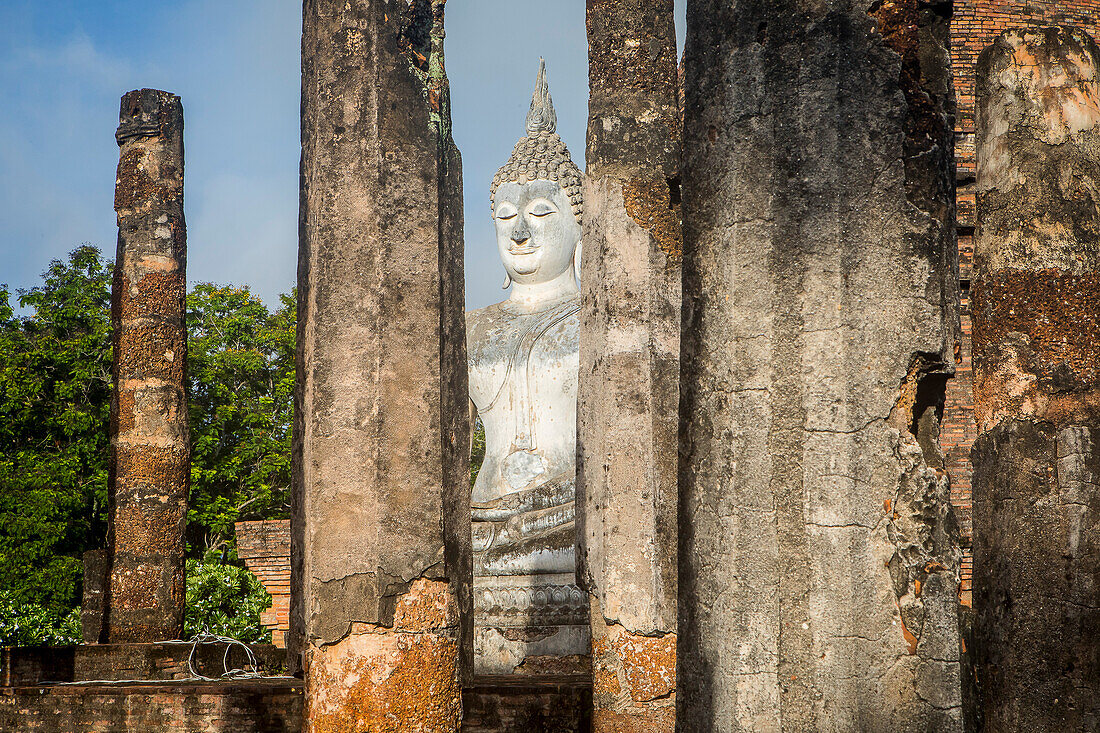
[511,217,531,244]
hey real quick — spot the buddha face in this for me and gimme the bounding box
[493,180,580,285]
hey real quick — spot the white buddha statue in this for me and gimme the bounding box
[466,60,587,673]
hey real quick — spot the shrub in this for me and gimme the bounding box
[184,554,272,644]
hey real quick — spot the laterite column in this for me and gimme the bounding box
[972,26,1100,730]
[678,1,965,729]
[578,1,680,730]
[292,0,469,730]
[105,89,189,643]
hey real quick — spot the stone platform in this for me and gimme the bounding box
[0,678,302,732]
[1,644,592,732]
[2,642,286,685]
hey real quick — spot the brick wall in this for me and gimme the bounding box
[2,643,286,686]
[0,680,302,733]
[235,521,291,648]
[0,677,594,733]
[944,1,1100,604]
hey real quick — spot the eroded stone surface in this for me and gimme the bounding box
[105,88,189,644]
[580,4,681,727]
[305,632,460,733]
[590,599,676,733]
[678,1,963,729]
[293,0,468,726]
[972,25,1100,729]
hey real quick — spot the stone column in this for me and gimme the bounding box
[578,1,680,730]
[971,26,1100,730]
[105,89,189,644]
[81,549,108,644]
[293,1,469,730]
[678,2,964,729]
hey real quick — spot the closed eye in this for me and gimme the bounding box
[530,208,555,217]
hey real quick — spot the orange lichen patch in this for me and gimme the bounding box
[618,632,676,703]
[305,627,460,733]
[117,271,185,321]
[899,616,919,655]
[972,268,1100,428]
[393,578,458,631]
[888,360,924,431]
[111,501,186,558]
[591,614,676,732]
[623,175,682,261]
[1003,28,1100,145]
[592,632,624,702]
[113,443,189,490]
[117,323,186,383]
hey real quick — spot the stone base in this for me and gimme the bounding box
[0,679,302,732]
[0,674,593,733]
[473,573,589,674]
[462,674,592,733]
[1,643,286,686]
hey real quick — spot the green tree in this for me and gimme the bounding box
[0,590,81,646]
[0,248,298,641]
[0,246,112,618]
[186,284,295,556]
[184,551,272,643]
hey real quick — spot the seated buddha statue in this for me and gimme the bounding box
[466,60,588,672]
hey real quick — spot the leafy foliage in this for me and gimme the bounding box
[471,417,485,487]
[184,553,273,643]
[0,248,296,644]
[0,246,112,620]
[186,284,295,555]
[0,591,81,646]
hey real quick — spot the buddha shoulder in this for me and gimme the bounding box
[466,302,508,346]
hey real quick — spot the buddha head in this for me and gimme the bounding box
[490,60,584,289]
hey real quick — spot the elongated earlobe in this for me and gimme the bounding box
[502,272,512,289]
[573,240,583,283]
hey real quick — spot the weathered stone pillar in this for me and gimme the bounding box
[105,89,189,644]
[578,1,680,730]
[678,2,964,729]
[81,549,108,644]
[971,26,1100,730]
[293,1,469,730]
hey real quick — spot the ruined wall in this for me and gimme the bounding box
[578,1,680,730]
[942,1,1100,603]
[971,26,1100,730]
[0,680,302,733]
[293,0,469,729]
[678,0,963,728]
[235,521,291,648]
[105,88,189,644]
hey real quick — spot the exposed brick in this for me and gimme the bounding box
[941,0,1100,600]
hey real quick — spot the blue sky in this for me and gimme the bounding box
[1,1,685,311]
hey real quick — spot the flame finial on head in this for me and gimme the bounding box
[526,58,557,136]
[490,59,583,222]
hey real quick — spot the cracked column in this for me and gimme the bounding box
[971,26,1100,730]
[578,1,680,730]
[293,1,469,730]
[678,1,964,729]
[105,89,189,644]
